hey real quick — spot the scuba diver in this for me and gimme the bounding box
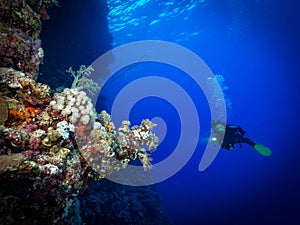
[211,121,272,156]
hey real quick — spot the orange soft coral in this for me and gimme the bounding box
[104,121,115,133]
[8,105,42,128]
[24,106,42,123]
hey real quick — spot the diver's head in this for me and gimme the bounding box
[210,122,226,145]
[214,123,225,134]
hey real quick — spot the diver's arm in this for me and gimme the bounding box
[236,126,246,136]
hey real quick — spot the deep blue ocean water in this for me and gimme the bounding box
[41,0,300,224]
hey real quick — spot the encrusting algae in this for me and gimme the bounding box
[0,96,8,126]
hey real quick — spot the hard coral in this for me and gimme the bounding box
[50,88,94,125]
[0,67,23,90]
[0,1,162,224]
[0,67,51,106]
[0,0,44,79]
[0,153,24,174]
[0,26,42,77]
[0,96,8,126]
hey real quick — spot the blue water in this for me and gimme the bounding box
[99,0,300,224]
[40,0,300,224]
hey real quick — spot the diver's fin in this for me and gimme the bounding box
[253,143,272,156]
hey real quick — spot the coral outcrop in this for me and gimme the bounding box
[0,1,159,224]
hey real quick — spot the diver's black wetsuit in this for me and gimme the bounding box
[222,124,256,150]
[212,122,272,156]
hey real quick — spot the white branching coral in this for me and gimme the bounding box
[0,67,23,89]
[96,110,159,169]
[117,119,158,169]
[56,121,74,140]
[80,111,159,176]
[49,88,94,125]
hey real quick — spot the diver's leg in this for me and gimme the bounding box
[242,137,256,147]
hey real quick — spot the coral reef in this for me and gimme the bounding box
[0,0,57,79]
[50,88,94,125]
[0,96,8,126]
[0,1,160,224]
[0,153,24,174]
[79,179,171,225]
[79,111,158,177]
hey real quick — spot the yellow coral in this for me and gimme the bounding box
[17,76,51,100]
[105,121,115,133]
